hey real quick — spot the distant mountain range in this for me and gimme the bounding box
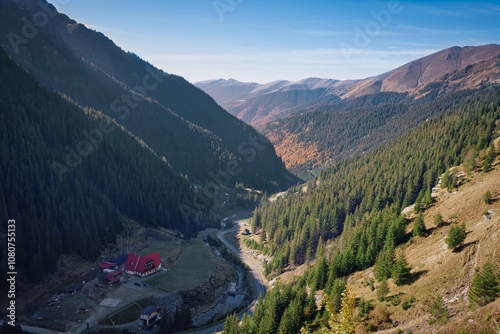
[196,45,500,178]
[196,44,500,129]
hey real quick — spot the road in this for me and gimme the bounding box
[184,214,268,334]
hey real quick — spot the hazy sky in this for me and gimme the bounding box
[47,0,500,83]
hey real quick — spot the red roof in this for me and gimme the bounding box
[105,269,122,282]
[125,252,161,274]
[99,261,117,269]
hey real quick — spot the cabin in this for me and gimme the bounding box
[124,252,161,277]
[139,306,161,328]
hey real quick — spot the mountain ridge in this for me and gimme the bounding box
[196,44,500,128]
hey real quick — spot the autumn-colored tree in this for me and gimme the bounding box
[321,285,356,334]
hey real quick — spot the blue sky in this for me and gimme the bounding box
[47,0,500,83]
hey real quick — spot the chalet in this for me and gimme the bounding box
[124,252,161,277]
[139,306,161,328]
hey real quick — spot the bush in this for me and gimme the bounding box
[445,223,467,250]
[358,298,373,318]
[428,296,448,325]
[482,190,492,204]
[391,295,401,306]
[401,296,416,310]
[433,213,445,227]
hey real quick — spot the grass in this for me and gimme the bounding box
[146,239,232,291]
[101,297,155,326]
[101,303,142,325]
[139,240,184,263]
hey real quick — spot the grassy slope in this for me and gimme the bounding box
[347,158,500,333]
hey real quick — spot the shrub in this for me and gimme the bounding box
[428,296,448,324]
[482,190,492,204]
[433,213,445,227]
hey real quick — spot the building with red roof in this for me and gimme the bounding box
[124,251,161,277]
[104,269,123,283]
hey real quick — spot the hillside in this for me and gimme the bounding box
[263,89,490,178]
[0,49,203,283]
[0,0,297,192]
[346,44,500,98]
[224,87,500,333]
[351,161,500,333]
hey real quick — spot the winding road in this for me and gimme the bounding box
[184,214,268,334]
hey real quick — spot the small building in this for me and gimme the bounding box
[105,269,123,283]
[139,306,160,329]
[228,282,236,296]
[99,261,117,271]
[124,252,161,277]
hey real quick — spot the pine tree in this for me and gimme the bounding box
[392,252,412,286]
[469,261,500,306]
[413,213,426,237]
[223,313,239,334]
[374,245,395,281]
[445,223,467,250]
[377,279,389,302]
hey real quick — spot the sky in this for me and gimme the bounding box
[46,0,500,84]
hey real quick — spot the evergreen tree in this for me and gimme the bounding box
[469,261,500,306]
[377,279,389,302]
[392,252,412,286]
[223,313,240,334]
[413,213,426,237]
[374,245,395,281]
[445,223,467,250]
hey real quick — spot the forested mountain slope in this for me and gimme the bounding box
[251,86,499,277]
[229,86,500,334]
[0,0,297,192]
[262,89,495,178]
[0,49,204,281]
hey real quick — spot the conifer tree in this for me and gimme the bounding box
[469,261,500,306]
[413,213,426,237]
[445,223,467,250]
[223,313,239,334]
[392,252,412,286]
[374,245,395,281]
[377,279,389,302]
